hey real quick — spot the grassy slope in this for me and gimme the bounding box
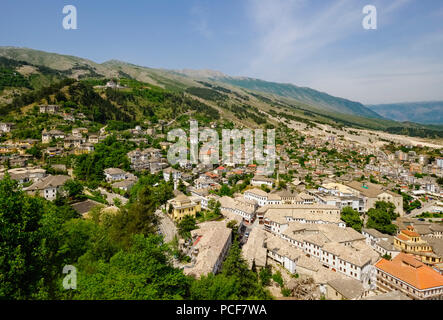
[0,46,442,138]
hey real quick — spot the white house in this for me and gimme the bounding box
[0,122,13,133]
[25,175,70,201]
[104,168,128,182]
[219,196,257,223]
[244,188,269,206]
[251,175,274,188]
[42,130,65,144]
[163,167,181,182]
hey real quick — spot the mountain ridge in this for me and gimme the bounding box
[368,101,443,125]
[0,46,380,119]
[1,46,443,140]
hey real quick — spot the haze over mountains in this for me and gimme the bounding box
[0,46,442,136]
[368,102,443,125]
[0,46,378,118]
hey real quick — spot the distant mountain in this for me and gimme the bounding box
[368,101,443,125]
[0,46,380,119]
[205,76,382,119]
[1,46,442,139]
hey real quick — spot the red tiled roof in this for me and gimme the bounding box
[402,229,420,237]
[375,253,443,290]
[397,234,409,241]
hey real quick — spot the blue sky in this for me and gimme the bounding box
[1,0,443,104]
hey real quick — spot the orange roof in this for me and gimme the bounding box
[205,172,218,178]
[375,253,443,290]
[397,234,409,241]
[402,229,420,237]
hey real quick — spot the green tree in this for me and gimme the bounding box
[218,184,232,197]
[341,207,363,232]
[221,238,271,299]
[0,175,77,299]
[177,215,198,240]
[189,273,239,300]
[74,234,190,299]
[272,271,284,287]
[366,201,398,235]
[63,179,84,200]
[259,266,272,286]
[107,187,160,248]
[27,145,42,159]
[0,176,47,299]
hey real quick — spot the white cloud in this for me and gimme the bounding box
[190,3,213,39]
[245,0,361,70]
[241,0,443,104]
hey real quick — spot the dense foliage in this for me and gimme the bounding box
[0,68,31,91]
[73,135,134,186]
[0,173,271,300]
[366,201,398,235]
[0,175,79,299]
[341,207,363,232]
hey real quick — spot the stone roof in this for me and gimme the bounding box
[71,199,102,215]
[423,236,443,258]
[111,179,136,189]
[263,207,342,225]
[252,175,274,182]
[265,235,304,261]
[219,196,256,215]
[104,168,127,175]
[245,188,269,197]
[327,278,365,300]
[362,228,387,239]
[276,189,298,198]
[26,175,70,191]
[242,228,267,268]
[362,291,412,300]
[377,239,399,252]
[322,242,375,267]
[183,221,232,278]
[345,181,385,198]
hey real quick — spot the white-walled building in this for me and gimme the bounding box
[251,175,274,188]
[219,196,257,223]
[264,220,379,281]
[104,168,128,182]
[25,175,70,201]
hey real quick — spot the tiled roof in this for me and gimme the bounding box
[327,278,365,300]
[245,188,269,197]
[402,229,420,237]
[26,175,70,191]
[375,253,443,290]
[397,234,409,241]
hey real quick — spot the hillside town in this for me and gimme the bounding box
[1,103,443,301]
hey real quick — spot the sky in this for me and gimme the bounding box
[1,0,443,104]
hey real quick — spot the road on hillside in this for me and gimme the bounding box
[97,187,128,205]
[156,209,178,243]
[408,200,437,217]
